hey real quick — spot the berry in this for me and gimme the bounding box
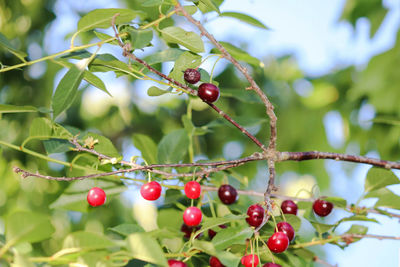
[267,232,289,253]
[184,181,201,199]
[313,199,334,217]
[208,224,227,240]
[168,259,187,267]
[180,223,201,239]
[246,204,265,227]
[275,222,295,242]
[140,181,162,201]
[184,68,201,84]
[241,254,259,267]
[198,83,220,103]
[281,200,298,215]
[218,184,237,205]
[87,187,106,207]
[209,256,226,267]
[263,263,282,267]
[183,207,202,226]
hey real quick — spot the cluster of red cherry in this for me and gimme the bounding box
[86,182,333,267]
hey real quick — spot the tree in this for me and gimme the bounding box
[0,0,399,266]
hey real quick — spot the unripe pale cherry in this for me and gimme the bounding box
[263,263,282,267]
[140,181,162,201]
[87,187,106,207]
[183,206,202,226]
[184,181,201,199]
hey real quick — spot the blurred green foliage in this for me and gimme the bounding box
[0,0,399,266]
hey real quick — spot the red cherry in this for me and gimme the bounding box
[218,184,237,205]
[183,207,202,226]
[208,224,227,240]
[275,222,295,242]
[246,204,265,227]
[87,187,106,207]
[184,181,201,199]
[312,199,334,217]
[267,232,289,253]
[140,181,161,201]
[180,223,201,239]
[198,83,220,103]
[168,259,187,267]
[263,263,282,267]
[281,200,298,215]
[209,256,226,267]
[241,254,259,267]
[184,68,201,84]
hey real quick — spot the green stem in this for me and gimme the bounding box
[0,35,124,73]
[141,10,177,30]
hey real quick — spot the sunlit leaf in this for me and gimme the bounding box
[161,26,204,53]
[52,65,85,119]
[220,12,269,29]
[127,233,168,266]
[0,104,37,114]
[157,129,189,164]
[364,167,399,193]
[132,134,158,164]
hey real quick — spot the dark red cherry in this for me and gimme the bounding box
[275,222,295,242]
[313,199,334,217]
[263,263,282,267]
[209,256,226,267]
[281,200,298,215]
[184,68,201,84]
[198,83,220,103]
[168,259,187,267]
[180,223,201,239]
[218,184,237,205]
[246,204,265,227]
[208,224,227,240]
[241,254,259,267]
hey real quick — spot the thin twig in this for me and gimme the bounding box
[313,256,338,267]
[280,151,400,169]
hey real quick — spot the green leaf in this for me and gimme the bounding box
[0,32,27,62]
[211,41,263,67]
[145,48,185,65]
[127,233,168,266]
[324,196,347,208]
[197,0,221,14]
[157,129,189,164]
[108,224,145,237]
[336,215,378,226]
[220,12,269,29]
[192,240,240,266]
[364,167,399,193]
[132,134,158,165]
[52,66,85,119]
[310,221,335,234]
[6,211,54,244]
[29,117,52,137]
[77,8,145,33]
[212,225,253,250]
[142,0,174,7]
[365,187,400,210]
[0,104,37,114]
[157,209,182,229]
[345,224,368,235]
[221,89,261,103]
[84,71,111,96]
[83,132,120,158]
[161,26,204,53]
[94,31,120,45]
[147,86,169,96]
[43,139,72,154]
[120,26,153,50]
[63,231,115,249]
[89,54,135,77]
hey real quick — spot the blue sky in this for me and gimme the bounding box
[38,0,400,266]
